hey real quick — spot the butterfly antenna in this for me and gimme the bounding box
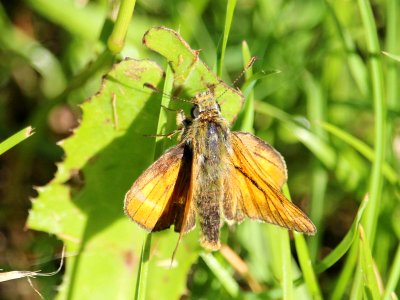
[215,56,257,102]
[143,83,194,104]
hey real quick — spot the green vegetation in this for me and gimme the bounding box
[0,0,399,299]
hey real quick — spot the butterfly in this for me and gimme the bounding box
[124,86,316,251]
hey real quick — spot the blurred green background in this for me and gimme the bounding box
[0,0,399,299]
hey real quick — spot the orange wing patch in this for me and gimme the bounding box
[233,132,287,188]
[124,143,194,232]
[226,132,316,234]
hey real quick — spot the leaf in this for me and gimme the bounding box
[143,26,244,124]
[27,58,178,299]
[358,225,382,300]
[146,230,200,300]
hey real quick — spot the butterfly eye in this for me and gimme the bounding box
[191,105,200,118]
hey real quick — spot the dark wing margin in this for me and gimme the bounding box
[171,143,196,234]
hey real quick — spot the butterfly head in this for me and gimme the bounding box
[191,90,221,119]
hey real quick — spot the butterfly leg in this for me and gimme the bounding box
[143,130,180,139]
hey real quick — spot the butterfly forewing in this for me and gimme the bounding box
[124,143,192,232]
[226,132,316,234]
[232,132,287,188]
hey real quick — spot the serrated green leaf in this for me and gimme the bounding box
[143,26,244,124]
[28,58,195,299]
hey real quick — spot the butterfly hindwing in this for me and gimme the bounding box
[225,132,316,234]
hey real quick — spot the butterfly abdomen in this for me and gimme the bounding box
[191,120,229,250]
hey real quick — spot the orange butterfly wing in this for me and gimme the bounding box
[124,143,195,233]
[225,132,316,234]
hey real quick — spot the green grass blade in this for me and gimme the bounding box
[321,122,398,185]
[154,65,176,156]
[385,0,400,179]
[107,0,137,54]
[135,234,152,300]
[255,102,336,169]
[294,195,368,298]
[315,195,368,273]
[350,263,363,300]
[358,225,381,300]
[308,166,327,260]
[217,0,237,77]
[383,243,400,300]
[351,0,387,296]
[200,252,239,298]
[294,233,322,300]
[303,72,328,262]
[134,65,174,300]
[281,229,293,300]
[0,126,35,156]
[382,51,400,62]
[241,70,281,95]
[26,0,104,40]
[281,186,295,300]
[240,41,254,133]
[0,5,66,98]
[357,0,386,243]
[331,245,358,300]
[324,0,368,96]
